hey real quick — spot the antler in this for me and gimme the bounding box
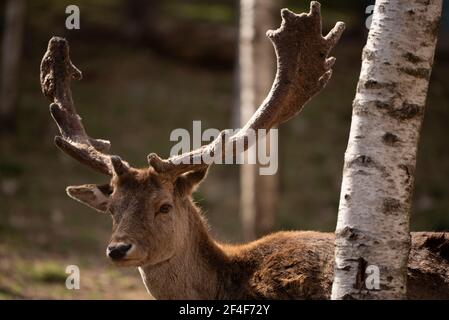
[41,2,344,179]
[40,37,114,175]
[148,2,345,176]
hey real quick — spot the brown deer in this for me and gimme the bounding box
[40,2,448,299]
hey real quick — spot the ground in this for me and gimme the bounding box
[0,244,147,299]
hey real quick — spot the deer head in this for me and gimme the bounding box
[40,2,344,268]
[64,160,209,267]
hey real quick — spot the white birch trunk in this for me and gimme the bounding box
[238,0,279,240]
[332,0,443,299]
[0,0,25,126]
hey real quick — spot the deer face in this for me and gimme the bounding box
[65,158,207,267]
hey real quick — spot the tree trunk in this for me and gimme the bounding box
[0,0,25,131]
[238,0,280,240]
[332,0,443,299]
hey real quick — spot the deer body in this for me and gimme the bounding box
[137,192,449,300]
[137,193,335,299]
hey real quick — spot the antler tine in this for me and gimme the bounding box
[40,37,114,176]
[149,2,345,175]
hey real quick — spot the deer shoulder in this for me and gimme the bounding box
[221,231,334,299]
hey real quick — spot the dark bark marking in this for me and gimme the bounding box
[383,197,401,214]
[375,100,391,110]
[350,155,373,167]
[354,257,368,290]
[382,132,399,146]
[399,164,414,184]
[362,47,375,61]
[346,154,388,178]
[355,169,370,176]
[388,102,423,120]
[338,265,351,271]
[403,52,423,64]
[337,226,360,241]
[363,79,396,90]
[416,0,431,6]
[426,18,441,38]
[398,67,430,79]
[352,99,368,115]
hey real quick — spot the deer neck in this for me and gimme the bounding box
[138,202,230,299]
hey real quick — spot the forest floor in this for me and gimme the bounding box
[0,244,147,299]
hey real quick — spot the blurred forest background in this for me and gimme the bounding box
[0,0,448,299]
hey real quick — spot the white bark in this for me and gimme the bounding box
[238,0,279,240]
[332,0,442,299]
[0,0,25,124]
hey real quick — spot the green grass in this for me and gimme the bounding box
[26,261,67,284]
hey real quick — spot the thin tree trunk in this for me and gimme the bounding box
[0,0,25,130]
[332,0,443,299]
[238,0,279,240]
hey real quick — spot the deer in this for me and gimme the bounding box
[40,2,449,299]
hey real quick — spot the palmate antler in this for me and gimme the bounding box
[149,2,345,175]
[40,2,344,177]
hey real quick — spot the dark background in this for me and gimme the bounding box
[0,0,448,299]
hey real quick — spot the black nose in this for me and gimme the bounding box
[107,244,132,260]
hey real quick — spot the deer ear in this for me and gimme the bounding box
[66,184,112,212]
[175,167,209,195]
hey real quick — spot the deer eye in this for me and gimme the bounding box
[158,203,172,214]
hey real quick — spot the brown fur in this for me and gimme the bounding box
[68,167,449,299]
